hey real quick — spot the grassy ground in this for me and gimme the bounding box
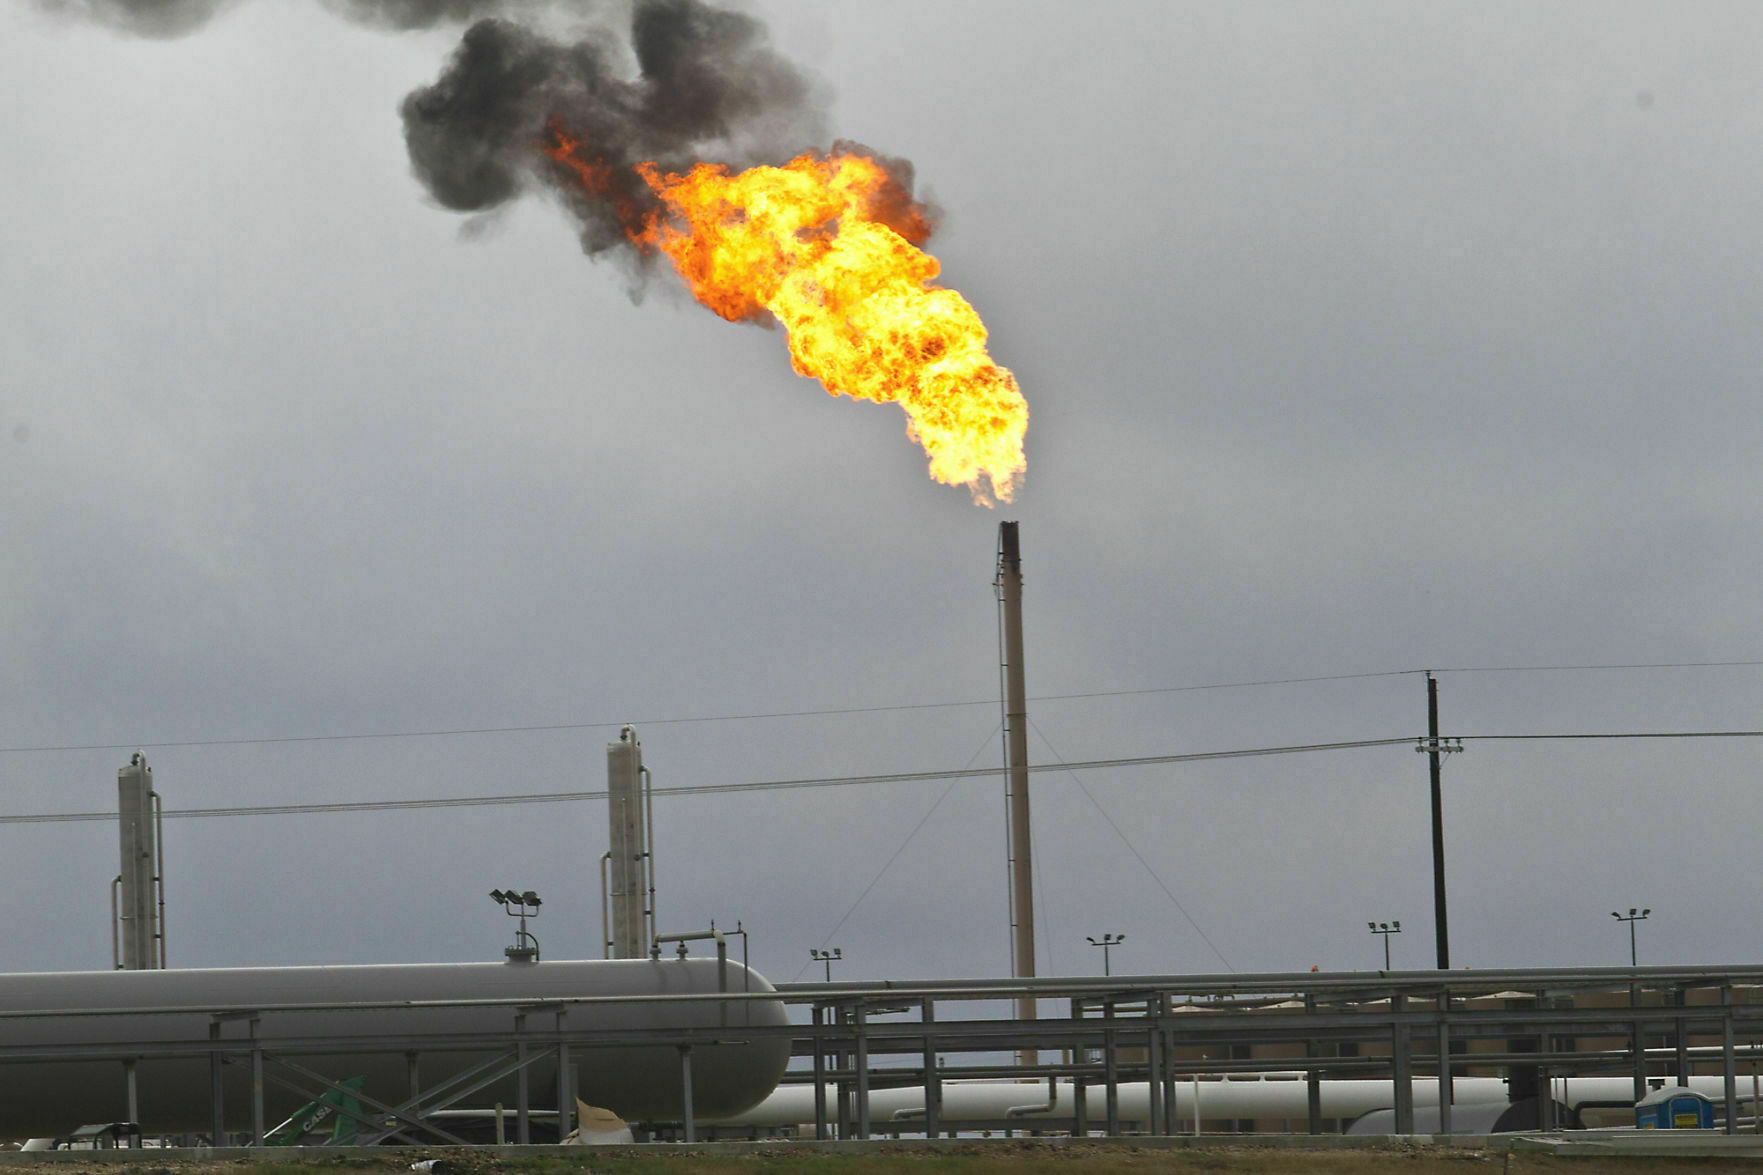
[12,1147,1763,1175]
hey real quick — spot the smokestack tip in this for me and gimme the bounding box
[999,520,1020,561]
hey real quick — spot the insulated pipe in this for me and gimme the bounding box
[641,765,657,957]
[598,853,612,959]
[651,928,729,1027]
[1005,1076,1058,1118]
[110,877,122,972]
[151,791,166,969]
[709,1071,1763,1133]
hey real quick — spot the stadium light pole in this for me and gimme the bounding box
[810,947,843,982]
[1369,920,1401,970]
[1086,933,1125,976]
[1612,908,1650,966]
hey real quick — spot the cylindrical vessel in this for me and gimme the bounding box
[606,730,649,959]
[0,957,787,1136]
[115,755,160,971]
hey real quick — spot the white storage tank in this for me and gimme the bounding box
[0,956,787,1135]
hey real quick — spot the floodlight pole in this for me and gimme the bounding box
[810,948,842,983]
[1369,921,1401,970]
[1087,934,1124,977]
[1613,908,1649,966]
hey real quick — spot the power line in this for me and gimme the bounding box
[7,727,1763,827]
[0,737,1412,826]
[0,677,1417,755]
[1462,731,1763,740]
[792,726,1002,981]
[1029,718,1233,972]
[4,660,1760,756]
[1436,660,1763,674]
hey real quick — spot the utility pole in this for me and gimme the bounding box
[1419,673,1461,970]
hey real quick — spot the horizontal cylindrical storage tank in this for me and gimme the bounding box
[0,957,787,1136]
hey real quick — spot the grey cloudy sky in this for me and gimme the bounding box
[3,1,1761,987]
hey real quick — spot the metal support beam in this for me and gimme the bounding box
[555,1007,573,1141]
[1632,982,1648,1102]
[124,1058,139,1128]
[351,1045,555,1147]
[1724,987,1739,1135]
[811,1006,828,1140]
[1160,1019,1176,1134]
[853,1004,871,1140]
[1146,1025,1163,1135]
[1436,993,1453,1136]
[1391,993,1414,1134]
[259,1056,461,1145]
[1305,994,1322,1134]
[208,1020,224,1145]
[1068,998,1087,1137]
[514,1013,530,1145]
[679,1045,695,1143]
[1103,1019,1120,1136]
[836,1006,852,1140]
[921,998,940,1139]
[250,1045,265,1147]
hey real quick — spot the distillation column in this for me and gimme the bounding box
[115,752,164,970]
[605,727,653,959]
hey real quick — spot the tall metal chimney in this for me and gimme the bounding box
[114,752,164,970]
[996,523,1036,1053]
[604,726,654,959]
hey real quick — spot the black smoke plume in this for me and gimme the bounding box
[400,0,828,262]
[50,0,929,293]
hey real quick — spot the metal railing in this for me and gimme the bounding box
[0,965,1759,1144]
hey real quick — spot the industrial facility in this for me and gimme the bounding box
[2,524,1760,1149]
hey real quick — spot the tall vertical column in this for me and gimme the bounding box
[1426,674,1450,970]
[116,753,161,970]
[997,522,1036,1058]
[606,727,649,959]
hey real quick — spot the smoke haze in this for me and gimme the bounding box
[39,0,235,37]
[45,0,554,35]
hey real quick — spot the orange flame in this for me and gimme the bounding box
[548,133,1027,504]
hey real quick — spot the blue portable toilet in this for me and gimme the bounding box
[1634,1085,1714,1129]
